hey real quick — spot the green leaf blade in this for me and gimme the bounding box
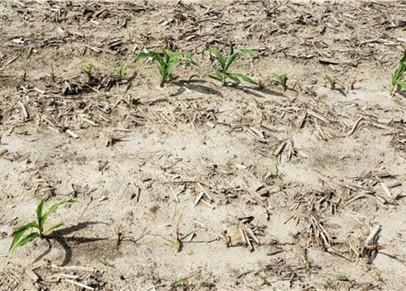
[396,79,406,89]
[46,222,64,235]
[9,222,39,252]
[134,51,158,63]
[11,232,40,252]
[42,202,62,225]
[166,52,180,80]
[231,73,257,85]
[391,50,406,87]
[209,48,226,69]
[224,43,235,70]
[36,199,45,231]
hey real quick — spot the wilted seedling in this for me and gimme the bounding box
[336,274,351,282]
[301,248,312,274]
[134,50,193,86]
[9,198,70,252]
[324,74,337,90]
[256,274,272,287]
[391,50,406,96]
[127,94,138,105]
[200,281,216,289]
[271,73,288,91]
[82,63,95,80]
[115,63,128,81]
[171,277,189,288]
[208,42,257,86]
[100,258,115,268]
[252,96,264,110]
[324,75,353,96]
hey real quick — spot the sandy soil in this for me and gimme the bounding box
[1,0,406,290]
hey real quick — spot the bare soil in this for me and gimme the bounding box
[1,0,406,290]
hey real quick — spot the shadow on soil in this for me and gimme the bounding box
[33,221,107,266]
[172,78,286,99]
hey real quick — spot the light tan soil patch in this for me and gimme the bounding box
[1,0,406,290]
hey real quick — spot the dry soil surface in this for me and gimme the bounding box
[0,0,406,290]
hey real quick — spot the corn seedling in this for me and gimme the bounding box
[256,274,272,287]
[171,277,189,288]
[82,63,95,80]
[301,248,312,274]
[9,198,69,252]
[208,43,257,86]
[325,75,352,96]
[127,94,138,106]
[271,73,288,91]
[324,74,337,90]
[200,281,216,289]
[100,258,115,268]
[252,96,264,110]
[115,63,128,81]
[391,50,406,96]
[134,50,193,86]
[336,275,351,282]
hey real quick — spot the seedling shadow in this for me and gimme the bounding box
[33,221,106,266]
[228,83,284,98]
[169,78,285,99]
[398,90,406,98]
[172,79,224,97]
[334,87,347,97]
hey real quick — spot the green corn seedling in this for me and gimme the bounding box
[391,50,406,96]
[324,74,347,96]
[82,64,95,79]
[271,73,288,91]
[134,50,193,86]
[9,199,67,252]
[208,43,257,86]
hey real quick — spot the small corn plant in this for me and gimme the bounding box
[115,63,128,81]
[208,43,257,86]
[134,50,193,86]
[82,63,95,80]
[324,74,349,96]
[391,50,406,96]
[9,199,67,252]
[271,73,288,91]
[324,74,338,90]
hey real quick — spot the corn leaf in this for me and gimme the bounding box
[225,49,255,71]
[166,52,180,79]
[325,75,336,89]
[231,73,257,85]
[135,50,189,84]
[42,202,62,226]
[209,48,226,69]
[397,79,406,89]
[392,64,405,85]
[9,222,37,252]
[392,50,406,86]
[46,222,64,234]
[238,49,255,57]
[227,73,241,84]
[183,52,197,66]
[400,50,406,64]
[209,70,224,82]
[272,73,288,84]
[224,43,235,71]
[134,51,158,63]
[36,199,45,231]
[10,232,40,252]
